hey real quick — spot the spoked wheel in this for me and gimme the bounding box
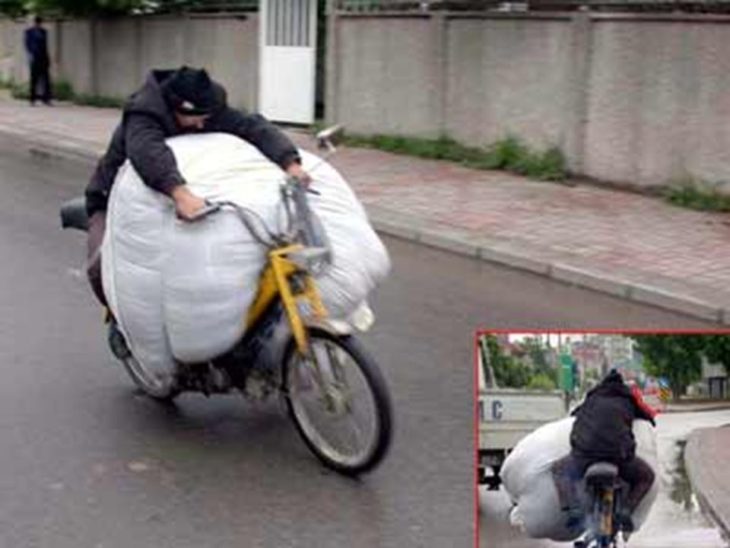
[283,328,393,476]
[121,355,179,402]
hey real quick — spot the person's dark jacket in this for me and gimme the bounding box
[570,371,655,462]
[85,69,300,216]
[24,26,49,65]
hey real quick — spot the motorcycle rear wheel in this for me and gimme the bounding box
[122,354,180,402]
[283,328,393,476]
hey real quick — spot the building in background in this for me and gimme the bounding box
[701,358,728,399]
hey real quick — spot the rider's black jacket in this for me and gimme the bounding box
[85,70,300,216]
[570,371,655,462]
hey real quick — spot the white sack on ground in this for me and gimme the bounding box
[102,133,390,373]
[500,417,658,541]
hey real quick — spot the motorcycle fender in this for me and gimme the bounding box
[272,319,351,370]
[304,317,354,336]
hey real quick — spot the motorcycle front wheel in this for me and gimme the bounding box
[283,328,393,476]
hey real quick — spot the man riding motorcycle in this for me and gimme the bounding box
[553,370,657,534]
[85,65,309,306]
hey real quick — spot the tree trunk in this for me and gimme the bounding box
[671,379,684,403]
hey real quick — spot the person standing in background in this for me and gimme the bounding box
[24,16,52,106]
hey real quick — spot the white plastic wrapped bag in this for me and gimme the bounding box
[103,133,390,374]
[102,161,174,377]
[501,417,658,541]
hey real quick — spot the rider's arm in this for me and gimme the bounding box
[210,107,301,170]
[124,113,206,219]
[85,123,126,216]
[124,112,186,196]
[630,386,658,425]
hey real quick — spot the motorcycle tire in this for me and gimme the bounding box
[122,354,180,402]
[283,328,393,476]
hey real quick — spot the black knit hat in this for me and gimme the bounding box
[604,369,624,384]
[163,67,220,116]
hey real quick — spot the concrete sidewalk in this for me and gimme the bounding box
[685,425,730,540]
[2,96,730,323]
[665,401,730,414]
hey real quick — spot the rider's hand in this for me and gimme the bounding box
[171,185,206,221]
[286,162,312,187]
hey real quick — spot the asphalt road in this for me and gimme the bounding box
[0,147,717,548]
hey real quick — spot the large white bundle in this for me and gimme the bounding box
[102,133,390,375]
[102,163,173,376]
[501,417,658,541]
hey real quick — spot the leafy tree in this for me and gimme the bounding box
[521,336,558,384]
[0,0,25,16]
[481,335,532,389]
[582,368,600,389]
[499,356,532,389]
[703,335,730,374]
[521,336,548,366]
[1,0,256,18]
[28,0,148,16]
[0,0,146,16]
[527,372,557,391]
[631,335,706,402]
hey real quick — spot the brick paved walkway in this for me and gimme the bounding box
[1,96,729,321]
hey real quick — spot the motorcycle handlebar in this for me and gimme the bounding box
[189,176,330,254]
[185,201,222,222]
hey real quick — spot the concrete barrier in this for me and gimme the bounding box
[5,10,730,188]
[0,14,259,110]
[327,11,730,189]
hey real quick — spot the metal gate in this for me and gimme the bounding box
[259,0,318,124]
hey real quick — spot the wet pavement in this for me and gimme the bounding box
[479,410,730,547]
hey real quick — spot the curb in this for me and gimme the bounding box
[5,134,730,325]
[29,141,99,168]
[685,429,730,542]
[663,404,730,414]
[370,208,727,325]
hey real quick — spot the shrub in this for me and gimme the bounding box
[665,176,730,212]
[340,132,568,181]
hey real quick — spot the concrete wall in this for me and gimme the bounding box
[5,12,730,187]
[58,19,93,94]
[0,19,17,81]
[185,17,259,110]
[334,16,443,136]
[94,18,141,99]
[445,16,575,153]
[327,12,730,188]
[584,19,730,186]
[0,19,31,83]
[0,15,259,110]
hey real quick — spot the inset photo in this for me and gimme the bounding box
[477,331,730,548]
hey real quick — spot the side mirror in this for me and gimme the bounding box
[316,124,344,153]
